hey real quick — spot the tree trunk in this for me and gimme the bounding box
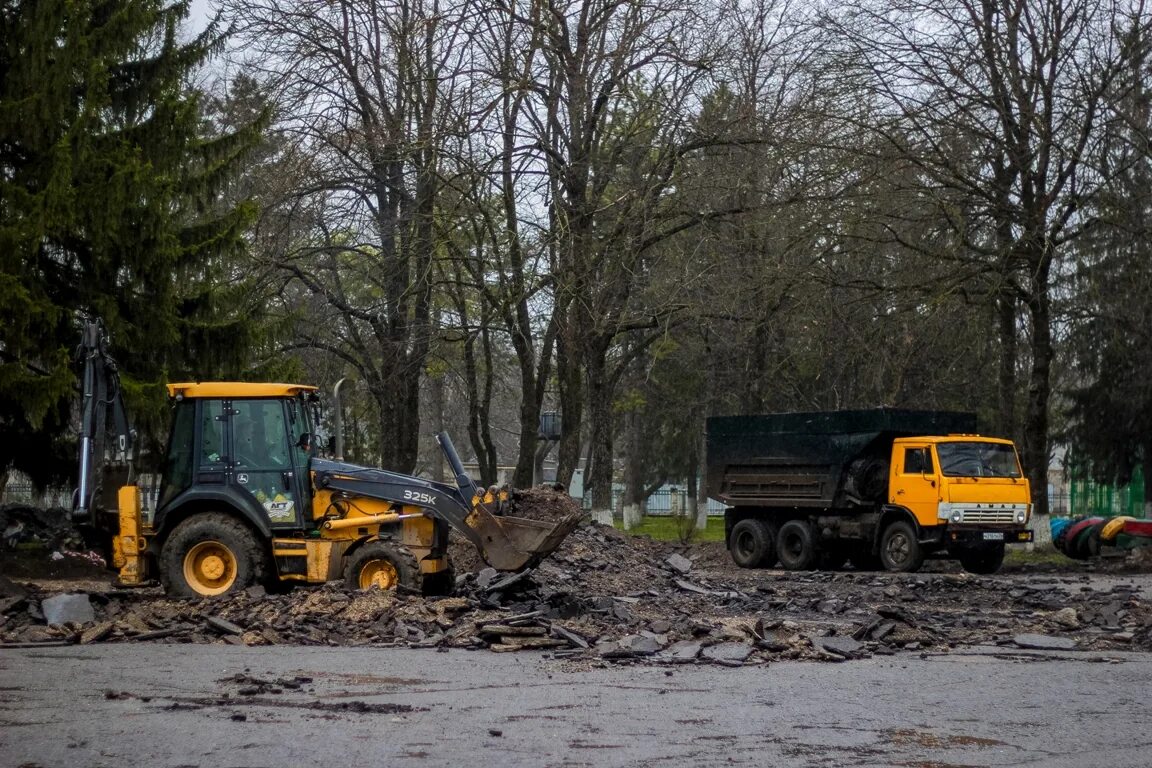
[555,313,584,488]
[514,357,541,488]
[996,289,1017,438]
[429,366,445,483]
[1142,450,1152,520]
[1023,262,1053,518]
[620,404,644,530]
[586,348,614,526]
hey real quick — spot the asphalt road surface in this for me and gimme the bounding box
[2,644,1150,767]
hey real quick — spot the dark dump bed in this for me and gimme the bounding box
[706,408,978,507]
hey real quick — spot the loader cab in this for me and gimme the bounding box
[156,383,319,534]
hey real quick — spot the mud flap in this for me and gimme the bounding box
[466,508,583,571]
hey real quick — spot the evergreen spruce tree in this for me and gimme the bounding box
[0,0,265,485]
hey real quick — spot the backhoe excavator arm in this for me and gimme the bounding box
[74,319,136,521]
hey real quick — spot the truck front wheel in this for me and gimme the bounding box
[160,513,266,598]
[880,520,924,572]
[777,520,817,570]
[729,519,776,568]
[957,544,1005,575]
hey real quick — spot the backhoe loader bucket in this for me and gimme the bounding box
[466,507,584,572]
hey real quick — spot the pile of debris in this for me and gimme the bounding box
[4,514,1152,666]
[1,504,86,552]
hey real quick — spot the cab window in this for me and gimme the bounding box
[199,399,226,466]
[903,447,934,474]
[287,394,314,466]
[158,400,195,508]
[232,400,290,468]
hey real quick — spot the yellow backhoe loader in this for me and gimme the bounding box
[73,320,580,597]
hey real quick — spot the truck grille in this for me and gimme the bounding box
[957,509,1017,524]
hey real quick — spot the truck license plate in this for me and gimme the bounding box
[983,532,1004,541]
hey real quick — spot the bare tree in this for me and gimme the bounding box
[505,0,733,521]
[819,0,1150,515]
[222,0,472,471]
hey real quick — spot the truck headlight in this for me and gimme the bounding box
[1016,509,1026,523]
[951,511,963,523]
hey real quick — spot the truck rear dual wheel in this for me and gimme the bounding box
[344,541,423,593]
[777,520,817,570]
[160,513,267,598]
[729,519,777,568]
[879,520,924,572]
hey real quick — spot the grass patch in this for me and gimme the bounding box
[613,515,726,543]
[1003,546,1067,566]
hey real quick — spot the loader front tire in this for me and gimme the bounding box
[344,541,422,593]
[160,513,266,598]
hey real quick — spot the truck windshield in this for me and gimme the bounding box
[936,442,1021,478]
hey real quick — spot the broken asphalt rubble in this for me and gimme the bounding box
[3,497,1152,667]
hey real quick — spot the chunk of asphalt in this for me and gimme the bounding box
[42,594,94,626]
[701,642,752,664]
[657,640,703,662]
[207,616,245,636]
[664,553,693,575]
[1012,633,1077,651]
[811,635,863,657]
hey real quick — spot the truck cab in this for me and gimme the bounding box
[892,437,1031,528]
[888,436,1032,571]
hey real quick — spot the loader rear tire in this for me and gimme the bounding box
[344,541,422,593]
[776,519,817,570]
[729,519,776,568]
[160,513,266,598]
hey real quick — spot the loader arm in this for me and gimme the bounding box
[311,433,581,571]
[311,459,486,552]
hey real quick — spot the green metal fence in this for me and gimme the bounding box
[1069,466,1146,518]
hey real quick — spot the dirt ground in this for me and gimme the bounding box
[4,507,1152,668]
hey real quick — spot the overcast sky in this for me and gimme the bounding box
[189,0,215,32]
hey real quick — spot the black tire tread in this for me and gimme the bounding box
[777,519,817,571]
[729,518,776,569]
[159,512,266,598]
[958,545,1005,575]
[344,540,423,593]
[879,520,924,573]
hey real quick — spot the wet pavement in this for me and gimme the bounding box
[2,643,1150,767]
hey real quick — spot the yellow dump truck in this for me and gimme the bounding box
[707,409,1033,574]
